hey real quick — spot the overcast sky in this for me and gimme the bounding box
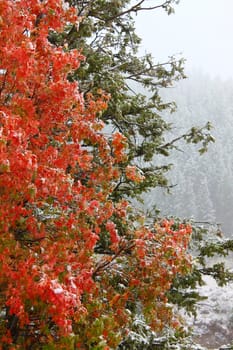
[135,0,233,79]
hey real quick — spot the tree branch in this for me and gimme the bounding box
[92,240,135,278]
[88,1,173,23]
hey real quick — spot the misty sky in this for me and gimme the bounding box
[135,0,233,79]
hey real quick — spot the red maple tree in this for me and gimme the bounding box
[0,1,192,348]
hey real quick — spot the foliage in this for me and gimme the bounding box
[167,220,233,313]
[48,0,214,202]
[0,1,194,348]
[53,2,233,349]
[119,217,233,349]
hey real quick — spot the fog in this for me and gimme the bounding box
[135,0,233,79]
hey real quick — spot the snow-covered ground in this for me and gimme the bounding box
[188,275,233,349]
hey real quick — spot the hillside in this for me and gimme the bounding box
[143,73,233,237]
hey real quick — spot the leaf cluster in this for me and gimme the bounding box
[49,0,214,201]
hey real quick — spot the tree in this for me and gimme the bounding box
[0,1,193,348]
[47,5,233,347]
[48,0,214,202]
